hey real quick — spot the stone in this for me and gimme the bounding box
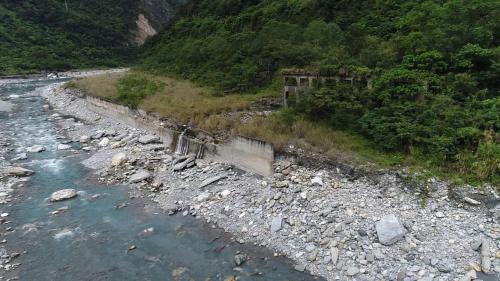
[463,197,481,206]
[129,170,151,183]
[311,176,324,186]
[435,211,445,218]
[92,131,104,139]
[11,153,27,161]
[376,214,405,245]
[79,135,90,143]
[346,266,360,276]
[98,137,110,147]
[197,192,211,202]
[138,135,160,144]
[50,189,77,202]
[57,144,71,150]
[294,264,306,272]
[111,153,128,167]
[27,145,46,153]
[307,249,319,262]
[220,190,231,198]
[470,240,482,251]
[111,142,123,149]
[234,254,248,266]
[173,157,195,171]
[481,239,491,273]
[330,246,339,265]
[7,167,34,177]
[199,175,227,189]
[270,217,283,232]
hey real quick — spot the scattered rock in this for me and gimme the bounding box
[270,217,283,232]
[294,263,306,272]
[435,211,445,218]
[220,190,231,198]
[111,153,128,167]
[129,170,151,183]
[79,135,90,143]
[330,247,339,265]
[27,145,46,153]
[376,214,405,245]
[234,254,248,266]
[463,197,481,206]
[481,239,491,273]
[197,192,211,202]
[199,175,227,189]
[57,144,71,150]
[311,176,323,186]
[50,189,77,202]
[138,135,160,144]
[98,137,110,147]
[346,266,360,276]
[7,167,34,177]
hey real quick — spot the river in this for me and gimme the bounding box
[0,79,321,281]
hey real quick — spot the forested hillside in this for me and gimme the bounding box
[0,0,139,74]
[141,0,499,183]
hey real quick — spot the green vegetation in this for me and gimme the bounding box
[0,0,139,75]
[141,0,499,185]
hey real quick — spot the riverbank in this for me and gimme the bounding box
[0,79,321,280]
[34,80,500,280]
[0,68,128,86]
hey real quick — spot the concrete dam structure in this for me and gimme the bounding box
[85,95,274,176]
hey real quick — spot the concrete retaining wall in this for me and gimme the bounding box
[85,96,274,176]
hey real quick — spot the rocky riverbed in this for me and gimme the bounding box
[31,81,500,281]
[1,78,323,281]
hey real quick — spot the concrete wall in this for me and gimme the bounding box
[85,96,274,176]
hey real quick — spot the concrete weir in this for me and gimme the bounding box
[85,96,274,176]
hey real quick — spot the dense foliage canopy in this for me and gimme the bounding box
[142,0,499,183]
[0,0,139,74]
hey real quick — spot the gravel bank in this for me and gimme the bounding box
[38,82,500,281]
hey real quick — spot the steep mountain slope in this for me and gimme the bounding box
[0,0,178,75]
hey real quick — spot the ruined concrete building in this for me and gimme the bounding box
[282,69,374,107]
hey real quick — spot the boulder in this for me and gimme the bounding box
[311,176,324,186]
[27,145,46,153]
[173,156,195,171]
[79,135,90,143]
[11,153,27,161]
[111,142,123,149]
[50,189,77,202]
[92,131,104,139]
[57,144,71,150]
[138,135,160,144]
[197,192,211,202]
[376,214,405,245]
[129,170,151,183]
[270,217,283,232]
[111,153,128,167]
[98,137,110,147]
[7,167,34,177]
[198,175,227,189]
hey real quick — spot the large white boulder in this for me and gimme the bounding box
[7,167,34,177]
[111,153,128,167]
[98,137,110,147]
[57,144,71,150]
[50,189,78,202]
[129,170,151,183]
[138,135,160,144]
[79,135,90,143]
[27,145,46,153]
[376,214,405,245]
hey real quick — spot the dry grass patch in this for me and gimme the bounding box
[68,71,256,127]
